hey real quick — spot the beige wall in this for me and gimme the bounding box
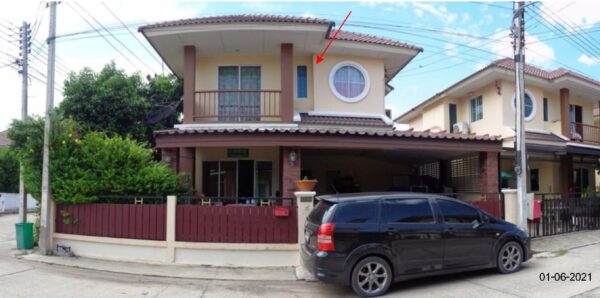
[194,53,386,117]
[405,79,596,138]
[312,54,385,115]
[194,147,280,195]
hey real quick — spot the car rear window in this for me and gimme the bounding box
[333,201,379,224]
[308,201,335,224]
[382,198,434,223]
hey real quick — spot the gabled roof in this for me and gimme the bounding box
[298,113,392,128]
[139,14,422,52]
[395,58,600,122]
[138,14,332,30]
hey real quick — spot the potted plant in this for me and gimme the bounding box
[295,176,318,191]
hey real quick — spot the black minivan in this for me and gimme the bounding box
[301,193,531,297]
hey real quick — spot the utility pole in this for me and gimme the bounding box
[39,1,57,255]
[512,1,528,234]
[18,21,31,223]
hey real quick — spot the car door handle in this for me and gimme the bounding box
[444,228,455,236]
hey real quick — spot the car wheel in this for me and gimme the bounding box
[497,241,523,274]
[351,256,392,297]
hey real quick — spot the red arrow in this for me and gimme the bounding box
[316,10,352,64]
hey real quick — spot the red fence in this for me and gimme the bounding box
[55,204,167,241]
[176,205,298,243]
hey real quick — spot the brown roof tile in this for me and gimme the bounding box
[333,31,423,51]
[154,127,502,142]
[492,58,600,86]
[138,14,332,31]
[299,113,392,128]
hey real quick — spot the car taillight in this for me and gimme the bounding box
[317,223,335,251]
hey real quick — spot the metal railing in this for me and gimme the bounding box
[528,193,600,238]
[193,90,281,122]
[570,122,600,144]
[177,196,295,206]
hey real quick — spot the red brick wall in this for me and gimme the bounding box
[479,151,499,193]
[179,147,195,188]
[281,147,301,198]
[161,148,178,172]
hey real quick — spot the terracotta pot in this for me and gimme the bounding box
[295,180,318,191]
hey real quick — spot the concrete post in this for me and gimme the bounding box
[166,195,176,263]
[502,189,519,225]
[295,191,316,246]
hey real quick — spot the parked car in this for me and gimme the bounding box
[301,193,531,297]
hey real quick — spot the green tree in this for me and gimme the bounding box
[8,114,189,203]
[59,63,183,146]
[59,62,149,144]
[0,147,19,193]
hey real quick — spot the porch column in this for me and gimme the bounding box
[280,43,293,123]
[560,155,573,199]
[479,152,499,194]
[281,147,301,198]
[179,147,195,188]
[560,88,570,138]
[183,45,196,124]
[161,148,178,172]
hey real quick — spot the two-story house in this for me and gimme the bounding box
[139,15,504,202]
[396,58,600,198]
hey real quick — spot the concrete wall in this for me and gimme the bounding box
[50,195,316,268]
[0,193,36,213]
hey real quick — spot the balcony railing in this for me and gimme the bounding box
[570,122,600,144]
[193,90,281,122]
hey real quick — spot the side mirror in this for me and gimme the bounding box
[472,221,483,229]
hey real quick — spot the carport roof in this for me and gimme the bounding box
[154,127,502,152]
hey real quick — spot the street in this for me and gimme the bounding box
[1,213,599,298]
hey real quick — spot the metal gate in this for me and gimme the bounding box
[528,193,600,238]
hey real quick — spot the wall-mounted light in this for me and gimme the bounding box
[288,149,297,166]
[164,156,172,163]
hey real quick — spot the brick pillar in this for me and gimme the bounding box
[280,43,293,123]
[179,147,195,188]
[560,155,573,199]
[183,45,196,124]
[161,148,178,172]
[560,88,570,138]
[479,152,499,194]
[281,147,301,198]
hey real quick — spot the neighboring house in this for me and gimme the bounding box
[395,58,600,197]
[0,130,11,148]
[139,15,504,201]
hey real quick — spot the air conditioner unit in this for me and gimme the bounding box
[452,122,470,134]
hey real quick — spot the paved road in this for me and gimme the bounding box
[1,214,599,298]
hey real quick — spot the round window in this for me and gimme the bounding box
[329,61,370,102]
[512,91,536,121]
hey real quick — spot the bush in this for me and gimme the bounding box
[8,114,190,204]
[0,147,19,193]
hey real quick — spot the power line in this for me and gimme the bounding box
[66,2,147,73]
[72,2,155,73]
[100,2,163,65]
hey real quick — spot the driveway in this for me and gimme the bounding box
[1,213,599,297]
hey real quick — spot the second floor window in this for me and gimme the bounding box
[296,65,307,99]
[543,97,548,122]
[329,61,370,102]
[470,96,483,122]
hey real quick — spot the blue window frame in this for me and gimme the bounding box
[296,65,307,99]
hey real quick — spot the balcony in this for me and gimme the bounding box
[193,90,282,122]
[571,122,600,145]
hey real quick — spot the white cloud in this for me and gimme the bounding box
[444,43,459,60]
[414,9,424,17]
[488,30,556,68]
[461,13,471,23]
[577,54,600,66]
[539,2,600,30]
[412,3,458,24]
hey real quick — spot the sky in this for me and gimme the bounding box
[1,1,599,131]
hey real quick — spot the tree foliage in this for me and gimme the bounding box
[0,147,19,193]
[59,62,182,145]
[8,114,189,203]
